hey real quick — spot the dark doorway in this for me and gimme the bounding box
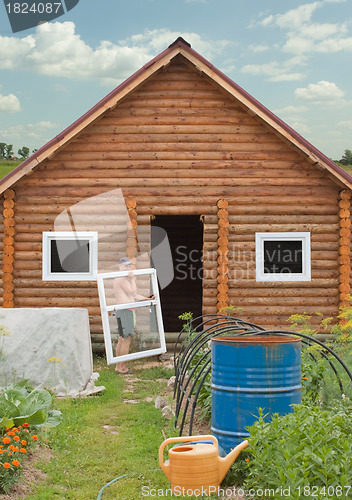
[151,215,203,332]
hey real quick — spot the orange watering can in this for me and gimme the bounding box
[159,435,248,495]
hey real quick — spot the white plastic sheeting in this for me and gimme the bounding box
[0,308,105,397]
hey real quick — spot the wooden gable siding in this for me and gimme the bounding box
[10,56,340,342]
[0,205,4,306]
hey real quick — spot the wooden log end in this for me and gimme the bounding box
[340,190,352,200]
[339,282,350,292]
[128,209,137,218]
[339,237,350,247]
[339,209,351,219]
[3,292,14,301]
[3,236,14,246]
[218,219,229,228]
[218,227,229,237]
[217,200,228,209]
[339,255,350,265]
[217,302,228,312]
[4,245,15,255]
[126,198,137,209]
[2,272,13,281]
[3,255,14,265]
[4,189,15,200]
[339,228,351,237]
[217,209,229,219]
[217,283,229,293]
[339,273,350,283]
[3,218,15,228]
[339,199,351,209]
[340,218,351,228]
[3,282,14,292]
[339,245,350,256]
[2,301,14,308]
[217,236,229,247]
[3,199,15,209]
[4,227,15,236]
[3,208,14,218]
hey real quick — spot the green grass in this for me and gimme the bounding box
[0,160,22,179]
[23,357,189,500]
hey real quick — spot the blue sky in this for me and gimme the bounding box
[0,0,351,160]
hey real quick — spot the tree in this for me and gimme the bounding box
[5,144,13,160]
[0,143,6,159]
[18,146,30,159]
[339,149,352,166]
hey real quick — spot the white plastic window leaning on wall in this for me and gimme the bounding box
[255,232,311,282]
[97,266,166,365]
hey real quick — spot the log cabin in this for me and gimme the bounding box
[1,37,352,350]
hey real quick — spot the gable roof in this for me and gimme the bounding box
[1,36,351,193]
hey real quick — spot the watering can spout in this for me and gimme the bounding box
[218,440,249,483]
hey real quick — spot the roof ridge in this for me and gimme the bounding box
[168,37,191,48]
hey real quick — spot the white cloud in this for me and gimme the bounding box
[273,105,310,134]
[256,1,352,56]
[241,56,307,82]
[274,105,308,115]
[0,23,230,86]
[248,44,270,53]
[0,93,21,113]
[0,121,58,143]
[295,81,345,103]
[338,120,352,128]
[126,29,230,58]
[288,120,310,134]
[259,3,320,30]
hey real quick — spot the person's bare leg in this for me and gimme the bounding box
[115,336,132,373]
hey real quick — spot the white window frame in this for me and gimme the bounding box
[97,268,166,365]
[42,231,98,281]
[255,232,311,282]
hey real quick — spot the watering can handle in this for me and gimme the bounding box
[159,435,218,479]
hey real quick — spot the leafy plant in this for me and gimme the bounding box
[287,313,320,337]
[239,402,352,499]
[219,304,243,316]
[178,311,194,334]
[300,349,328,404]
[0,386,62,430]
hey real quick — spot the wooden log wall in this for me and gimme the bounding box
[338,190,351,309]
[2,189,16,308]
[216,199,229,313]
[6,55,343,347]
[0,197,4,307]
[126,197,138,263]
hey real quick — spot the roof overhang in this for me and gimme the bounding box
[1,37,351,193]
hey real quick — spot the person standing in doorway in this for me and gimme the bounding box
[113,257,153,374]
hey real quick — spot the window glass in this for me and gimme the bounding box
[50,239,90,273]
[97,268,166,364]
[263,240,303,274]
[256,232,310,282]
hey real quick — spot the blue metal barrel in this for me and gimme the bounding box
[211,336,301,453]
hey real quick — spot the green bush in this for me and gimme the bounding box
[238,402,352,498]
